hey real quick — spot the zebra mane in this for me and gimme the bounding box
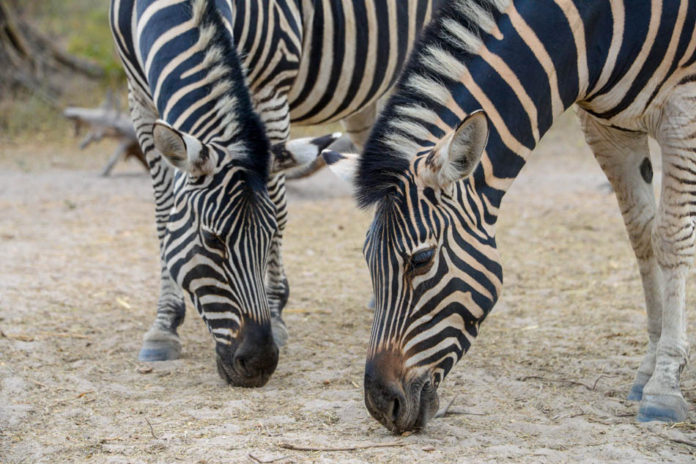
[356,0,510,208]
[180,0,270,180]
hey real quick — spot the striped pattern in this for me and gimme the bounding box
[356,0,696,429]
[110,0,444,380]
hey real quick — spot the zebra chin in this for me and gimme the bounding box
[214,321,279,388]
[363,351,440,434]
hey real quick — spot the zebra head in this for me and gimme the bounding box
[154,121,338,387]
[325,111,502,432]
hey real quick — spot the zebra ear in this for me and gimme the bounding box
[322,150,360,183]
[270,132,342,174]
[424,110,488,188]
[153,120,215,176]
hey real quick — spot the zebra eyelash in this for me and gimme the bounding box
[406,247,436,275]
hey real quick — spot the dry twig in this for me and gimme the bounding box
[145,417,159,439]
[652,432,696,448]
[278,441,405,452]
[435,394,458,418]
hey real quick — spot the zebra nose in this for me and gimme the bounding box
[364,353,410,432]
[363,352,440,433]
[216,322,279,387]
[233,335,279,379]
[364,372,407,429]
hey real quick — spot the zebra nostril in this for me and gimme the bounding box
[389,396,401,423]
[234,353,250,377]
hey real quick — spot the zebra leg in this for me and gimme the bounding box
[578,111,662,402]
[637,97,695,422]
[128,87,186,362]
[267,173,289,347]
[341,101,378,150]
[342,102,377,310]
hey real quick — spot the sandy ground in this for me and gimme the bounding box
[1,113,696,463]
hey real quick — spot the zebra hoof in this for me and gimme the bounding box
[138,327,181,361]
[628,372,651,401]
[627,383,645,402]
[271,317,288,348]
[637,394,688,423]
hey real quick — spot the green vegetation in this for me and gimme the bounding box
[2,1,125,140]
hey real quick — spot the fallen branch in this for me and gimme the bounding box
[278,441,405,452]
[63,93,148,176]
[440,409,487,417]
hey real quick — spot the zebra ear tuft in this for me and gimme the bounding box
[322,149,359,183]
[153,120,214,176]
[423,110,488,188]
[270,132,342,174]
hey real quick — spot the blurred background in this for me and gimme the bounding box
[1,0,124,140]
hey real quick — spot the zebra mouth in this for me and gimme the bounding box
[364,371,440,434]
[411,378,439,431]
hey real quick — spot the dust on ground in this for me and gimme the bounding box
[1,113,695,463]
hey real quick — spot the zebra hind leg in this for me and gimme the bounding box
[637,95,696,423]
[127,86,187,362]
[266,174,290,347]
[578,111,662,403]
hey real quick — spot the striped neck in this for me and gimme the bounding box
[137,0,270,171]
[359,0,615,217]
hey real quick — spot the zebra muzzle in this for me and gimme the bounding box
[215,322,279,388]
[364,353,440,433]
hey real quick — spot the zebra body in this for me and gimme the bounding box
[326,0,696,431]
[109,0,442,386]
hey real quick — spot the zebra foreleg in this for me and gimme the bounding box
[266,173,289,347]
[128,87,187,362]
[637,95,695,423]
[578,111,663,403]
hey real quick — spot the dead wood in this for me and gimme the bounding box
[278,441,405,452]
[63,92,148,176]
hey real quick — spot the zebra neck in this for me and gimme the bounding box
[358,0,610,210]
[444,0,616,214]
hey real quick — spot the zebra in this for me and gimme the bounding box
[324,0,696,431]
[110,0,444,387]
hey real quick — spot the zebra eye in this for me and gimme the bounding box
[409,248,435,272]
[202,229,227,254]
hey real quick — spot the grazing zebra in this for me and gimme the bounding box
[325,0,696,431]
[109,0,443,387]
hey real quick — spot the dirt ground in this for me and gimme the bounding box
[1,112,696,463]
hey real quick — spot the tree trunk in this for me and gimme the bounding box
[0,1,102,99]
